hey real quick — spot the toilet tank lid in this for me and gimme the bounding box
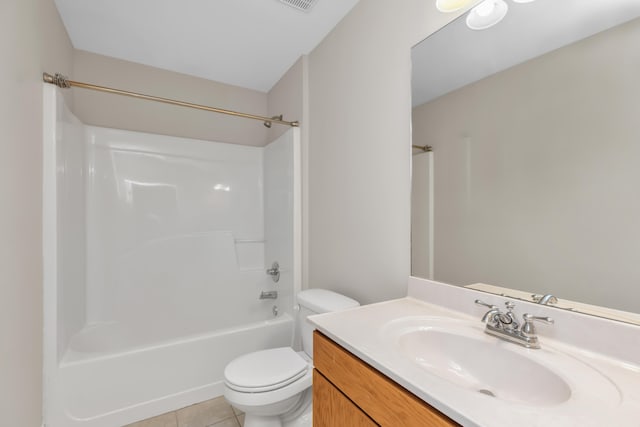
[297,289,359,313]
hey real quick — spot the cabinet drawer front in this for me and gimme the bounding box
[314,331,459,427]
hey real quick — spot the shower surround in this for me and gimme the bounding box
[43,85,301,427]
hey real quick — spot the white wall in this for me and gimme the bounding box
[412,18,640,313]
[0,0,73,425]
[306,0,465,304]
[73,50,270,146]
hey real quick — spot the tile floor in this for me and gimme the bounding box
[124,396,244,427]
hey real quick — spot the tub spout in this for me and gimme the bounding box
[260,291,278,300]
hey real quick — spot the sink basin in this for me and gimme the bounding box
[380,316,621,408]
[398,328,570,406]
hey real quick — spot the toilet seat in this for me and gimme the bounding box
[224,347,309,393]
[224,368,312,409]
[224,349,313,411]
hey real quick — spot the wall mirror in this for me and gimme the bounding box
[411,0,640,324]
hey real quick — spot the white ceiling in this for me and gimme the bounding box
[412,0,640,107]
[54,0,360,92]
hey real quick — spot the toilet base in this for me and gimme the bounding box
[242,389,312,427]
[243,407,311,427]
[244,413,285,427]
[283,401,312,427]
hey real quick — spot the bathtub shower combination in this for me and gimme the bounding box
[43,85,301,427]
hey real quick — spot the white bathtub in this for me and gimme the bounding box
[46,314,293,427]
[43,86,301,427]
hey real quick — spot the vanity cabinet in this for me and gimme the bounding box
[313,370,377,426]
[313,331,459,427]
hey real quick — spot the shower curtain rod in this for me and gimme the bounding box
[412,144,432,152]
[43,72,299,128]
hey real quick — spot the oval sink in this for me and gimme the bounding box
[379,316,621,410]
[398,329,571,406]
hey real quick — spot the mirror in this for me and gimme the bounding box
[411,0,640,323]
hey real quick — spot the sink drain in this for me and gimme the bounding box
[478,389,495,397]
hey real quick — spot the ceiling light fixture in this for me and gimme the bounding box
[466,0,509,30]
[436,0,476,13]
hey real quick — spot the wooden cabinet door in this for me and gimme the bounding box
[313,370,378,427]
[314,331,459,427]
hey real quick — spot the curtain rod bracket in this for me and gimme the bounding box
[412,144,433,152]
[264,115,283,128]
[43,72,71,89]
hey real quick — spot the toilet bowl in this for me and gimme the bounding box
[223,289,359,427]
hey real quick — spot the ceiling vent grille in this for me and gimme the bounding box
[279,0,318,12]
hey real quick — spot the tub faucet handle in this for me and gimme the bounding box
[266,261,280,283]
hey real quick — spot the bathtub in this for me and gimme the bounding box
[46,314,293,427]
[43,85,301,427]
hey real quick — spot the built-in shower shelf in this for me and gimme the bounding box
[234,238,265,271]
[234,238,265,244]
[238,267,270,273]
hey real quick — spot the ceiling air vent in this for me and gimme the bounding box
[279,0,318,12]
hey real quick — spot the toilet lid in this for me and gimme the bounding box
[224,347,309,393]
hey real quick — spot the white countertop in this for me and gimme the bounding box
[308,280,640,427]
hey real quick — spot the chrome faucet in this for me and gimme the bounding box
[475,300,554,349]
[478,302,500,324]
[532,294,558,305]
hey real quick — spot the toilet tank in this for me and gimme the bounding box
[297,289,359,358]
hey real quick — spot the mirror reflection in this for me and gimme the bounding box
[411,0,640,322]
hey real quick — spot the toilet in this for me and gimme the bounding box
[223,289,359,427]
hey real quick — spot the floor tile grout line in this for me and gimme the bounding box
[205,413,241,427]
[129,396,242,426]
[231,411,242,427]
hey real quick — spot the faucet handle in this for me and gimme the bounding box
[266,261,280,283]
[476,300,501,325]
[523,314,554,324]
[521,313,554,337]
[475,299,498,310]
